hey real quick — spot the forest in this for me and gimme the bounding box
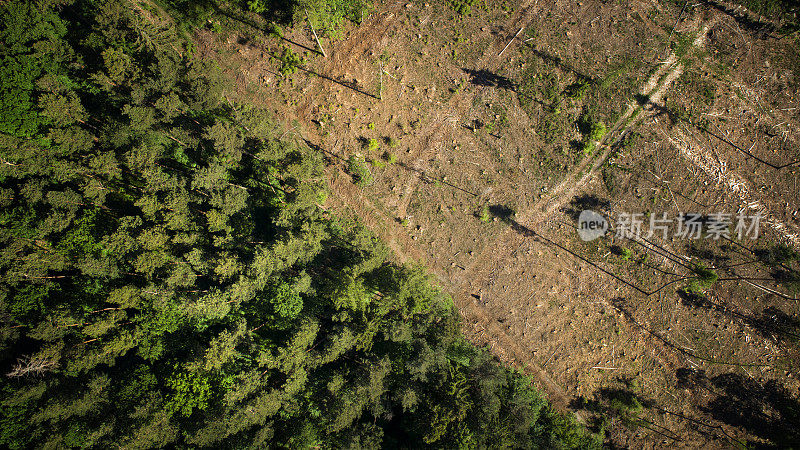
[0,0,600,447]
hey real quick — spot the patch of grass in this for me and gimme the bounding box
[598,60,635,91]
[566,79,591,100]
[525,25,538,40]
[601,166,617,194]
[477,204,491,223]
[369,157,385,168]
[671,32,695,60]
[611,245,633,261]
[382,151,397,164]
[589,120,607,141]
[446,0,479,15]
[572,377,654,435]
[363,137,380,152]
[678,69,716,107]
[619,131,640,151]
[518,60,571,144]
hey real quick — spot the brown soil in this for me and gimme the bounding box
[197,0,800,446]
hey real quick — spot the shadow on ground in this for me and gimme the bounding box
[676,368,800,448]
[462,68,517,91]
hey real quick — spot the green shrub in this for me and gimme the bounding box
[301,0,371,37]
[276,46,303,77]
[690,263,718,290]
[447,0,479,15]
[589,121,607,142]
[610,245,632,261]
[383,151,397,164]
[566,80,591,100]
[581,121,607,156]
[364,137,379,152]
[348,154,373,186]
[478,205,491,223]
[369,157,385,168]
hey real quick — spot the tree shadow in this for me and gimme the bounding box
[634,94,680,124]
[707,374,800,447]
[260,46,378,98]
[486,205,656,295]
[241,0,294,25]
[755,244,800,267]
[568,139,584,153]
[487,204,516,223]
[301,140,481,196]
[704,0,780,39]
[677,368,800,448]
[699,124,800,169]
[676,288,714,309]
[215,6,321,55]
[633,96,800,170]
[746,307,800,343]
[676,367,712,390]
[677,289,800,344]
[395,162,479,197]
[525,47,595,83]
[610,296,756,365]
[302,139,346,165]
[295,65,378,99]
[462,68,517,91]
[771,268,800,293]
[685,240,731,266]
[562,194,611,221]
[754,244,800,293]
[570,377,676,443]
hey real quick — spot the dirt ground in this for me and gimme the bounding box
[196,0,800,446]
